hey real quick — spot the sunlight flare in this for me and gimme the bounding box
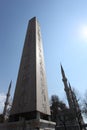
[79,25,87,42]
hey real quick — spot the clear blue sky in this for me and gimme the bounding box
[0,0,87,112]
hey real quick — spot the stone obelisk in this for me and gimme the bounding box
[10,17,50,121]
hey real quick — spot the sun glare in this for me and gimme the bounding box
[81,26,87,38]
[79,25,87,42]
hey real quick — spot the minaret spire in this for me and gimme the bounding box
[3,81,12,121]
[60,64,68,91]
[60,64,67,82]
[60,64,72,108]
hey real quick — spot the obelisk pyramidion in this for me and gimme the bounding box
[10,17,50,121]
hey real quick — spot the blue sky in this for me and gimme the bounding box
[0,0,87,113]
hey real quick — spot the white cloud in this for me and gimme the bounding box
[0,93,6,114]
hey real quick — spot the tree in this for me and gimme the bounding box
[82,91,87,118]
[50,95,74,129]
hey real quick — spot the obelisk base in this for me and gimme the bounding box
[0,119,56,130]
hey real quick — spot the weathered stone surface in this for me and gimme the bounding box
[0,119,56,130]
[10,17,50,116]
[0,17,56,130]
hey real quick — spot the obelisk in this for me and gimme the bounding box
[10,17,50,121]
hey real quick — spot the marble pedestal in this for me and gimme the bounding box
[0,119,56,130]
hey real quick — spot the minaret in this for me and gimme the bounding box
[68,82,84,125]
[60,64,69,93]
[61,64,67,87]
[61,64,73,109]
[3,81,12,121]
[10,17,50,121]
[61,66,85,128]
[69,83,80,112]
